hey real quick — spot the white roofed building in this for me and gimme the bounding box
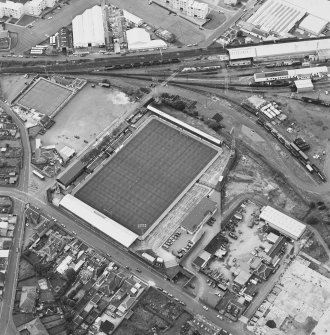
[123,10,143,26]
[247,0,305,37]
[259,206,306,240]
[59,195,138,248]
[126,28,167,51]
[72,6,105,48]
[228,38,330,60]
[299,15,327,36]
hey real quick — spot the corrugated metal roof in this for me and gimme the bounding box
[72,6,105,47]
[59,195,138,248]
[228,38,330,60]
[259,206,306,240]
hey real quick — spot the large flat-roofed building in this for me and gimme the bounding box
[126,28,167,51]
[228,38,330,60]
[246,0,305,37]
[180,197,217,234]
[72,6,105,48]
[259,206,306,240]
[299,15,328,36]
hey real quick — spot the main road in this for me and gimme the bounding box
[0,100,31,335]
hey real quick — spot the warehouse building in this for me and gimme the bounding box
[228,38,330,61]
[246,0,305,37]
[259,206,306,240]
[299,15,328,36]
[72,6,105,48]
[126,28,167,51]
[295,79,314,92]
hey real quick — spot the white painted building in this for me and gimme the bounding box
[72,6,105,48]
[259,206,306,240]
[0,0,57,19]
[161,0,208,19]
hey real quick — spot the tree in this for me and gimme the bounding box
[306,216,319,225]
[65,268,77,283]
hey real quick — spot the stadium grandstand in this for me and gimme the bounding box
[227,37,330,61]
[147,105,222,146]
[254,66,328,82]
[59,195,138,248]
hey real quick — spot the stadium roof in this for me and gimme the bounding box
[126,28,167,51]
[247,0,305,37]
[59,195,138,248]
[72,6,105,48]
[180,197,217,233]
[299,15,327,36]
[259,206,306,240]
[228,38,330,60]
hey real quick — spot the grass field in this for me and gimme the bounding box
[16,78,72,115]
[75,118,218,235]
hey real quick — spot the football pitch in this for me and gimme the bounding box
[75,118,219,235]
[16,78,72,115]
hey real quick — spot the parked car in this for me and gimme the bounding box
[203,305,209,311]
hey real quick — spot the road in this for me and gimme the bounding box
[0,100,31,335]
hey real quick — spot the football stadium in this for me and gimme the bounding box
[60,116,222,247]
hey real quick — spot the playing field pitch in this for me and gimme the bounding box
[75,118,218,235]
[16,78,72,115]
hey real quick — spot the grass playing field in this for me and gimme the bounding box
[75,118,218,235]
[16,78,72,115]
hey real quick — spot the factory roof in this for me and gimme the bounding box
[126,28,167,51]
[247,0,305,37]
[299,15,328,36]
[228,38,330,60]
[259,206,306,240]
[72,6,105,48]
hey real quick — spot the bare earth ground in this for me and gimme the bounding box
[0,75,34,102]
[40,85,137,153]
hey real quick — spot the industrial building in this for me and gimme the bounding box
[126,28,167,51]
[246,0,305,37]
[160,0,208,19]
[259,206,306,240]
[294,78,314,92]
[0,0,57,19]
[253,66,328,82]
[299,15,328,36]
[228,38,330,61]
[72,6,105,48]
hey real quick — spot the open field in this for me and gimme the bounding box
[75,118,219,235]
[40,85,136,152]
[16,78,72,115]
[0,75,33,102]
